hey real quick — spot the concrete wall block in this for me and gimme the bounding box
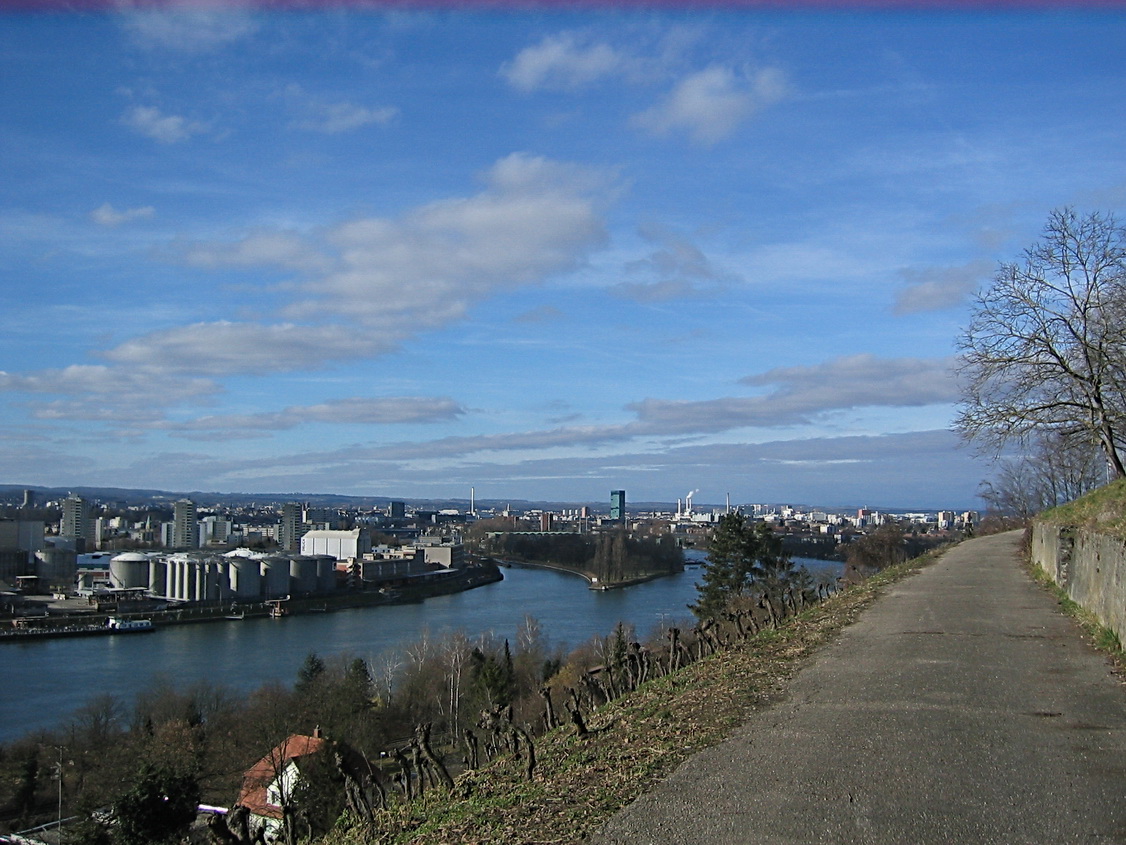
[1033,520,1126,646]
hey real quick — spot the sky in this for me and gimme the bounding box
[2,2,1124,510]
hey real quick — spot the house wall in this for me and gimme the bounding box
[1031,521,1126,644]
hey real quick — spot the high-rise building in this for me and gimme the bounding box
[60,496,91,541]
[389,501,406,520]
[172,499,199,549]
[200,515,233,546]
[610,490,626,522]
[279,502,304,551]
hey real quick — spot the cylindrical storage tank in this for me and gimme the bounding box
[200,560,219,602]
[315,555,337,593]
[214,560,231,602]
[109,552,150,590]
[35,548,77,587]
[228,556,261,599]
[289,556,318,595]
[189,561,203,602]
[168,555,190,601]
[260,557,290,599]
[173,558,186,601]
[149,558,167,598]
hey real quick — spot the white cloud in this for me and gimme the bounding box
[0,365,216,424]
[613,226,739,302]
[502,33,630,92]
[118,3,259,53]
[122,105,205,144]
[5,152,613,405]
[633,65,788,145]
[176,153,612,337]
[90,203,155,227]
[161,396,466,437]
[893,260,993,315]
[297,101,398,134]
[101,321,393,376]
[0,364,212,400]
[739,354,958,408]
[131,428,981,508]
[184,230,331,274]
[630,354,958,433]
[288,153,613,326]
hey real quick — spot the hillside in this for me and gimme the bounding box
[1038,477,1126,539]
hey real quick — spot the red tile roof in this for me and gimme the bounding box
[236,733,326,819]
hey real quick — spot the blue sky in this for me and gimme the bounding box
[2,5,1124,509]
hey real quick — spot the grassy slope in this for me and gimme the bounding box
[1038,476,1126,538]
[1032,476,1126,654]
[317,551,941,845]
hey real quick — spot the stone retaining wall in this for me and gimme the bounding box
[1031,521,1126,644]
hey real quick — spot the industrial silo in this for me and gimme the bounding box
[109,552,150,590]
[148,556,167,597]
[314,555,337,593]
[260,556,291,599]
[289,555,318,595]
[35,547,77,588]
[227,554,261,599]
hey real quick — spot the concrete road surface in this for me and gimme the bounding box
[593,531,1126,844]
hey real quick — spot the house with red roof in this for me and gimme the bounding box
[235,729,327,842]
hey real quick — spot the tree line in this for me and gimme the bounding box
[480,528,684,585]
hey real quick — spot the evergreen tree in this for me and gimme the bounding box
[295,652,326,695]
[470,641,516,708]
[691,512,797,619]
[111,763,200,845]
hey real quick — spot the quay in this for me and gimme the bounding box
[1,561,502,643]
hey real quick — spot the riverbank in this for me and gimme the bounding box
[0,561,502,642]
[495,557,679,590]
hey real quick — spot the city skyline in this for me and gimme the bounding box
[3,6,1125,508]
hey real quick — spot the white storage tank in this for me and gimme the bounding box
[148,557,167,597]
[289,555,318,595]
[35,548,77,587]
[227,555,261,599]
[109,552,150,590]
[260,556,291,599]
[314,555,337,593]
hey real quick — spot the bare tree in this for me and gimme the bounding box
[956,208,1126,478]
[979,430,1106,518]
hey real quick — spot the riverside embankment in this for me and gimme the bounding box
[0,561,503,642]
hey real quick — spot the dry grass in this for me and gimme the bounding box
[318,550,939,845]
[1038,476,1126,539]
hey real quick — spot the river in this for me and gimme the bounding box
[0,555,841,744]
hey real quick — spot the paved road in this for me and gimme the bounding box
[593,531,1126,844]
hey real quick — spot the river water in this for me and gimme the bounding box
[0,555,840,744]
